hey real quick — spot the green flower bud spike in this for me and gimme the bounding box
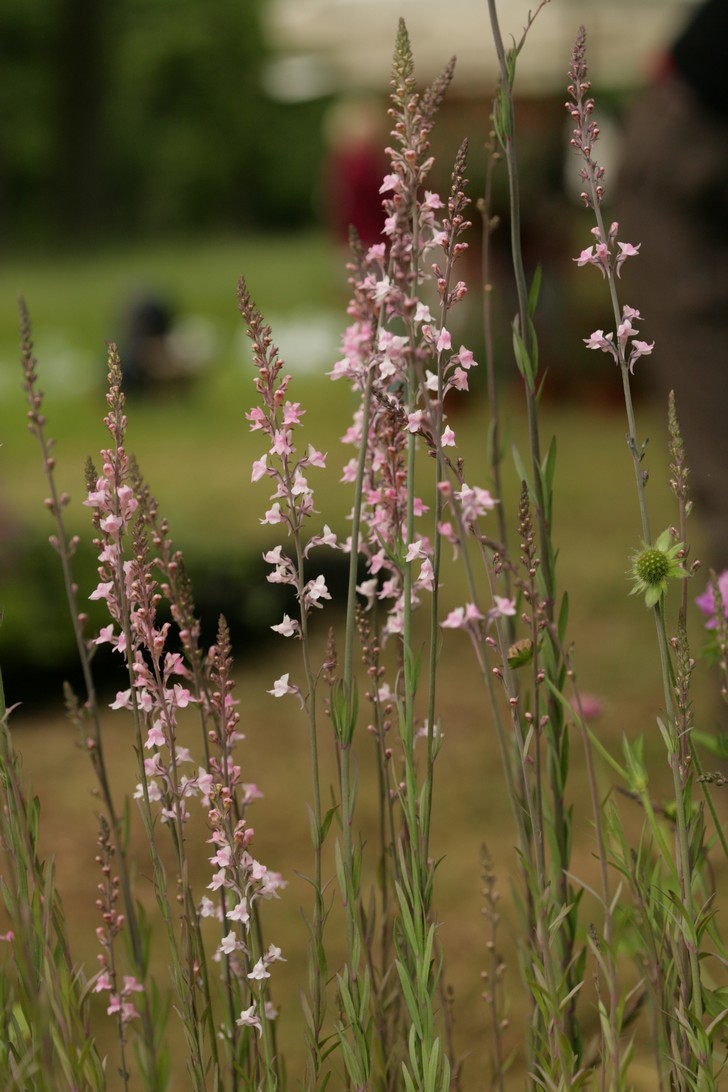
[628,529,688,608]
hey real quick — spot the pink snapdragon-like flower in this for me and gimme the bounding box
[441,603,485,630]
[251,455,268,482]
[615,241,640,276]
[236,1004,262,1036]
[490,596,516,619]
[304,574,331,608]
[270,613,299,637]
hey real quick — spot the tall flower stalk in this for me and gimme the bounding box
[568,25,719,1087]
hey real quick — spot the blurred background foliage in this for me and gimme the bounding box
[0,0,329,246]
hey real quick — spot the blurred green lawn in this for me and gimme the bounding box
[2,233,725,1088]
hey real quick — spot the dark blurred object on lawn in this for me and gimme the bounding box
[617,0,728,568]
[119,293,214,392]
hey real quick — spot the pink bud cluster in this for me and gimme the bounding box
[566,24,604,208]
[93,818,143,1024]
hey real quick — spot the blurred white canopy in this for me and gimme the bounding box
[263,0,699,101]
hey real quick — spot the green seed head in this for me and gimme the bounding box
[634,547,670,587]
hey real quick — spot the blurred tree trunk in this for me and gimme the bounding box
[55,0,109,240]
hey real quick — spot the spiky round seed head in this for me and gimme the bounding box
[634,548,670,587]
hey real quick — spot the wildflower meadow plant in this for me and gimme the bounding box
[2,7,727,1091]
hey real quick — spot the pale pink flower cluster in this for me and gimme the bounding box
[86,359,283,1039]
[200,796,286,1036]
[94,971,143,1025]
[574,223,640,281]
[92,821,143,1024]
[441,596,516,634]
[568,35,656,376]
[240,280,339,692]
[583,301,654,375]
[331,111,477,642]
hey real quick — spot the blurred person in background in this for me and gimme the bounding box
[322,96,388,249]
[617,0,728,569]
